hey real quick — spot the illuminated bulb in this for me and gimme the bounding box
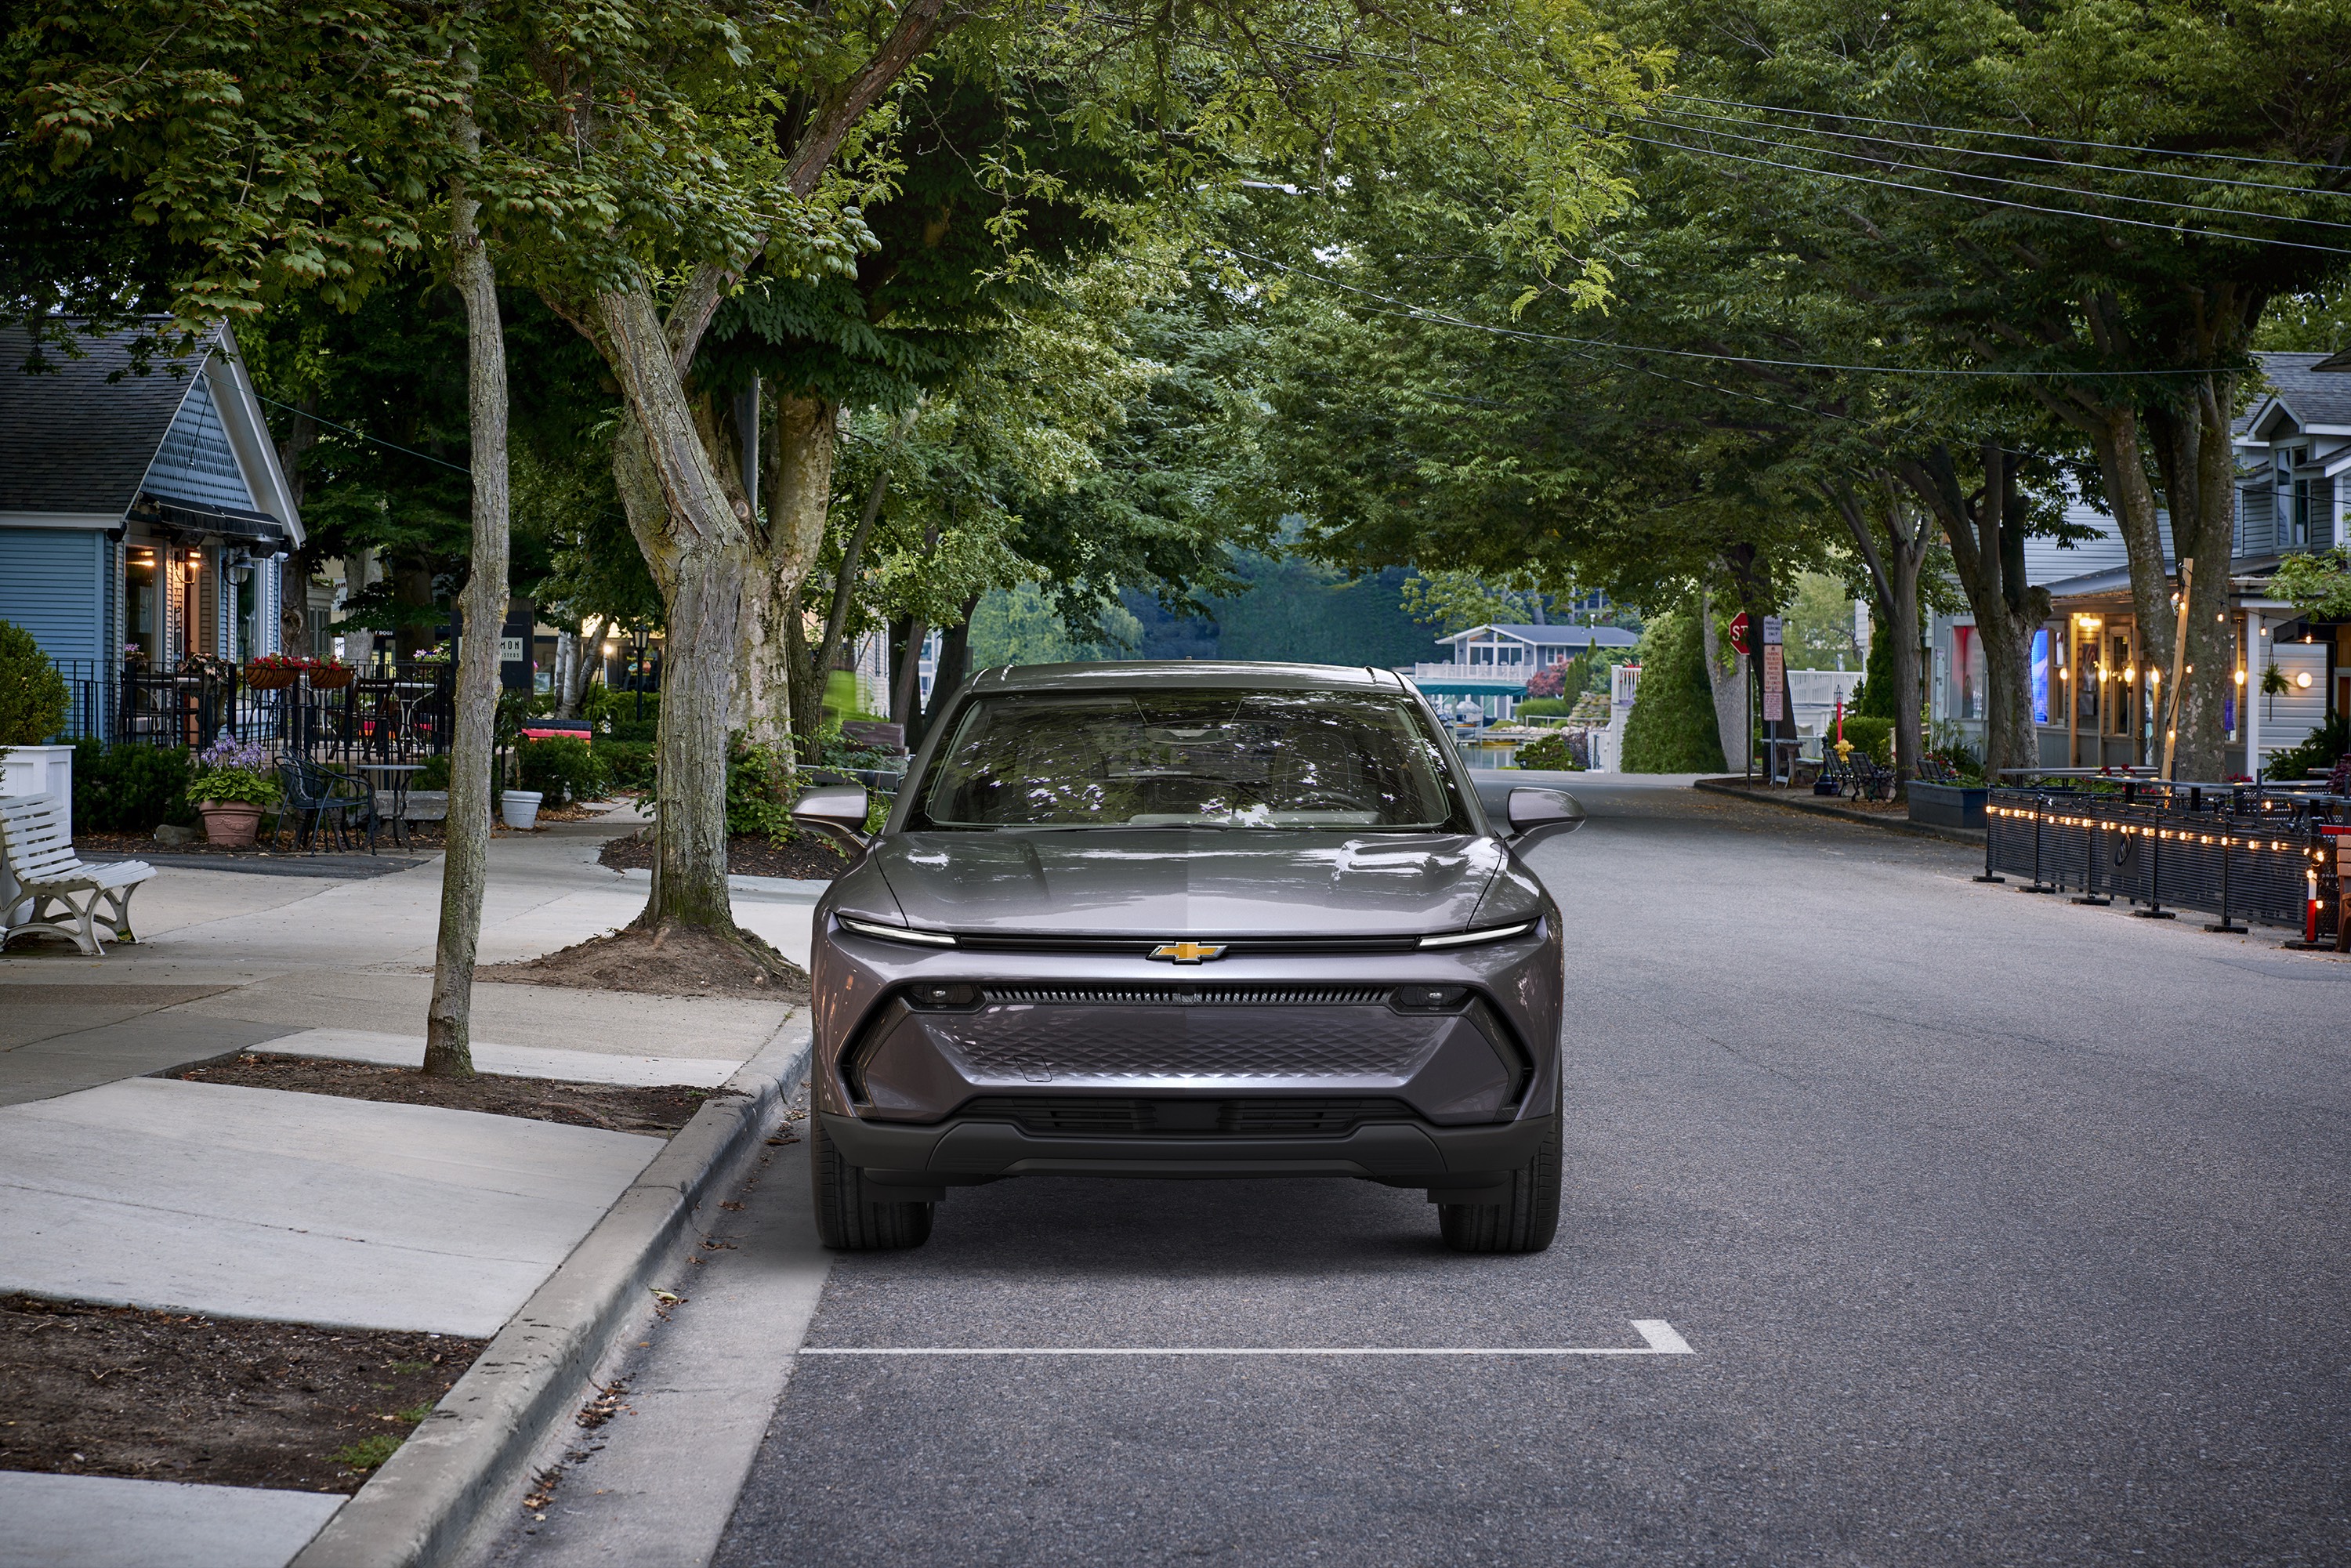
[2297,672,2313,689]
[2234,669,2245,685]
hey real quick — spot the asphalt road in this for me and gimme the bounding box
[505,778,2351,1566]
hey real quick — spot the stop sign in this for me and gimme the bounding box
[1728,611,1750,657]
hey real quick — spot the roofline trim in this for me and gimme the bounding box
[0,509,125,530]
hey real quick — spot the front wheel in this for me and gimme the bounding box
[1437,1088,1561,1255]
[810,1114,934,1251]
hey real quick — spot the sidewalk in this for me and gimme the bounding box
[0,804,817,1568]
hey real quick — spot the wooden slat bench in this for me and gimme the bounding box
[0,793,156,957]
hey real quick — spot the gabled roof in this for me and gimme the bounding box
[2241,351,2351,441]
[0,320,302,543]
[1442,622,1641,648]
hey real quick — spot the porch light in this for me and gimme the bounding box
[2297,672,2313,689]
[2235,669,2246,685]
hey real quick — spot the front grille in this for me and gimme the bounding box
[982,983,1389,1007]
[952,934,1422,957]
[958,1096,1418,1135]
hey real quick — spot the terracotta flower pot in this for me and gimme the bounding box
[197,802,265,847]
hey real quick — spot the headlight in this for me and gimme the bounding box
[1418,920,1536,949]
[837,914,957,947]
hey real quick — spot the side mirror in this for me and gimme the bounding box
[791,784,872,849]
[1505,787,1585,847]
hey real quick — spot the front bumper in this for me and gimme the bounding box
[821,1108,1553,1191]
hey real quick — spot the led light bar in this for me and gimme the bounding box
[1418,921,1536,950]
[839,914,956,947]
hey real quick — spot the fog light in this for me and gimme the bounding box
[906,982,980,1009]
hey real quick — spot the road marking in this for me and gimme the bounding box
[799,1320,1694,1357]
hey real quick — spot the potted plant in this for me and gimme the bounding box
[243,651,310,691]
[307,656,355,690]
[186,736,283,846]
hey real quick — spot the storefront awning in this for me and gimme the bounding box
[134,497,292,556]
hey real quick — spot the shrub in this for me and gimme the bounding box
[1621,608,1728,773]
[600,740,655,790]
[0,621,71,747]
[726,738,798,842]
[518,737,607,809]
[2266,711,2347,783]
[412,753,451,791]
[1516,697,1574,717]
[186,735,282,806]
[582,686,659,730]
[74,741,197,832]
[1514,730,1582,770]
[1835,716,1894,765]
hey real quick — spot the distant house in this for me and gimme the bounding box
[0,323,302,685]
[1926,349,2346,774]
[1410,622,1640,719]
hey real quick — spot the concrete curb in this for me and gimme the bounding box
[1692,779,1987,847]
[288,1017,813,1568]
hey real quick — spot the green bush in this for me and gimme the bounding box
[74,741,197,832]
[1621,608,1728,773]
[1514,730,1581,770]
[1835,716,1894,765]
[600,740,655,790]
[2266,712,2347,783]
[0,621,71,747]
[518,737,607,809]
[582,686,658,729]
[726,738,799,842]
[412,753,451,791]
[1516,696,1574,717]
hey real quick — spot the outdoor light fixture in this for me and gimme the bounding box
[2298,672,2313,689]
[2236,669,2247,685]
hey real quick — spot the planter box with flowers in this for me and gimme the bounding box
[243,653,308,691]
[186,737,283,847]
[307,657,354,691]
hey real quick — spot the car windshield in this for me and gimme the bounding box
[915,690,1465,830]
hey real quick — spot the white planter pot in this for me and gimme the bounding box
[501,790,544,831]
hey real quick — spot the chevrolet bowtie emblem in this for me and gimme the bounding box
[1149,941,1228,964]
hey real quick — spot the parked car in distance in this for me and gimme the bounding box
[795,661,1578,1253]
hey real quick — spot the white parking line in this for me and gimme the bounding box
[800,1320,1694,1357]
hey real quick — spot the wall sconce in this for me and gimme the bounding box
[2235,668,2246,686]
[2148,668,2161,686]
[2297,671,2313,689]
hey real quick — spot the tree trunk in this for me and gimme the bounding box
[1697,588,1748,773]
[1830,478,1929,780]
[423,90,510,1081]
[2143,376,2241,781]
[915,595,980,748]
[1896,445,2049,777]
[589,278,754,935]
[889,615,925,727]
[794,460,891,759]
[552,614,602,718]
[735,391,837,762]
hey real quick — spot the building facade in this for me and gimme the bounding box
[1928,352,2348,778]
[0,324,302,683]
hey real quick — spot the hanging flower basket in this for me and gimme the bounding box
[308,661,355,690]
[244,668,299,691]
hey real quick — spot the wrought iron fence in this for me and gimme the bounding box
[1986,780,2344,939]
[49,659,457,766]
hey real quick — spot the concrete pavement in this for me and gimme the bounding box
[0,804,814,1567]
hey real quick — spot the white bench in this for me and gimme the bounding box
[0,793,155,957]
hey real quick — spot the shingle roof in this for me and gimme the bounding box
[0,323,212,516]
[2244,350,2351,436]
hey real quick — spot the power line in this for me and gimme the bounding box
[1624,132,2351,255]
[1643,110,2351,231]
[1659,101,2351,200]
[1665,92,2348,175]
[1223,244,2239,377]
[251,391,472,474]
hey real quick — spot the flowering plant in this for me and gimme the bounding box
[247,652,315,674]
[187,735,281,806]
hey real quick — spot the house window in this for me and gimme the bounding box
[127,550,158,666]
[2277,447,2307,547]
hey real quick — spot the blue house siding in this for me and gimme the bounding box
[0,527,107,663]
[142,375,255,510]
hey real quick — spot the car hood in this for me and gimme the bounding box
[871,830,1509,940]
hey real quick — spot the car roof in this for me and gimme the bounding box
[966,661,1411,695]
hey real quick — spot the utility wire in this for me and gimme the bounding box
[251,391,472,474]
[1664,92,2349,174]
[1223,244,2241,377]
[1658,101,2351,199]
[1623,132,2351,255]
[1643,110,2351,231]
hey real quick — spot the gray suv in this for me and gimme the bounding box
[793,662,1579,1254]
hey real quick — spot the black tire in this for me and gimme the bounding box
[1438,1087,1562,1255]
[810,1114,934,1251]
